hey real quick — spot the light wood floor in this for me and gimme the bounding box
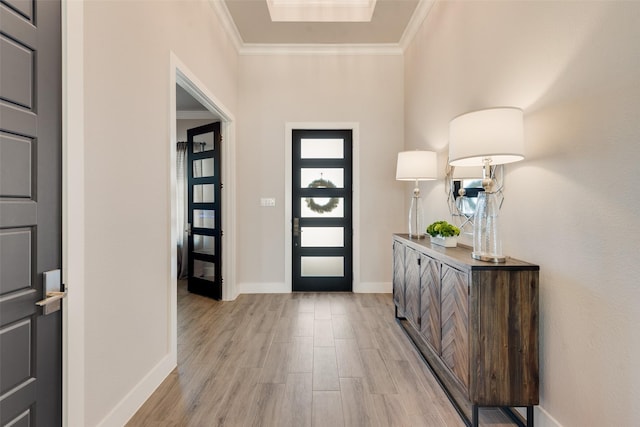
[127,283,515,426]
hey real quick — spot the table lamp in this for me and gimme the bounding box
[448,107,524,262]
[396,150,437,238]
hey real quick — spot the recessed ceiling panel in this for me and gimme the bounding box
[267,0,377,22]
[224,0,419,44]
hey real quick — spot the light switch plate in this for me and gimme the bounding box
[260,198,276,207]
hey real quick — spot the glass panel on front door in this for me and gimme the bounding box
[301,256,345,277]
[292,130,353,292]
[300,227,344,247]
[300,168,344,188]
[300,138,343,158]
[300,197,344,218]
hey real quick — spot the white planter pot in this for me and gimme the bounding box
[430,235,458,248]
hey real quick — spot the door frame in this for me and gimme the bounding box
[170,54,237,349]
[284,122,360,293]
[62,1,86,425]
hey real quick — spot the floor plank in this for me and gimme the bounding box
[312,391,344,427]
[246,383,286,427]
[360,348,398,395]
[289,336,314,373]
[335,338,365,378]
[312,346,340,391]
[280,373,313,427]
[340,377,377,427]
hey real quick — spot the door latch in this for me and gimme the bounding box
[293,217,300,237]
[35,269,66,315]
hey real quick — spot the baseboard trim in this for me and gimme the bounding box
[238,282,291,294]
[353,281,392,293]
[96,353,176,427]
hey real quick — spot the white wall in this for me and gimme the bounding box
[405,1,640,426]
[237,53,405,292]
[80,1,238,425]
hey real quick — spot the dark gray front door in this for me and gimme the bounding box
[0,0,63,425]
[187,122,222,300]
[292,129,353,292]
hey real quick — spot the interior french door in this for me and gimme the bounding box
[292,129,353,292]
[187,122,222,299]
[1,0,63,424]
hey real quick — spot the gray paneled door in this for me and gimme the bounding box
[1,0,63,425]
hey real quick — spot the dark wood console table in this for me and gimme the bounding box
[392,234,539,427]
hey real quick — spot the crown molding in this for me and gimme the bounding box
[208,0,244,52]
[399,0,436,51]
[210,0,430,56]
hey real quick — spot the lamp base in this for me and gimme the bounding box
[409,233,426,239]
[471,252,507,263]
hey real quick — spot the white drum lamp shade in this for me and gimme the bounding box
[449,107,524,167]
[396,150,437,181]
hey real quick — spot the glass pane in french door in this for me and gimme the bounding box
[193,158,214,178]
[193,184,215,203]
[292,129,353,292]
[194,234,215,255]
[193,131,215,153]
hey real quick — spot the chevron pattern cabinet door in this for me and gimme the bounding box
[441,265,469,389]
[419,254,441,354]
[404,248,421,329]
[392,241,405,313]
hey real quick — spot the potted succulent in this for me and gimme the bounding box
[426,220,460,247]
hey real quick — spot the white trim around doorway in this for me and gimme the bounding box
[169,51,238,312]
[62,0,85,425]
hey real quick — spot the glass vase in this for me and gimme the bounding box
[472,191,504,261]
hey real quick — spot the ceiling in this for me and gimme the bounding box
[176,85,208,111]
[221,0,431,46]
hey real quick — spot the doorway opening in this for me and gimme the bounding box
[169,54,236,362]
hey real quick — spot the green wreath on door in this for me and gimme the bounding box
[305,178,339,214]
